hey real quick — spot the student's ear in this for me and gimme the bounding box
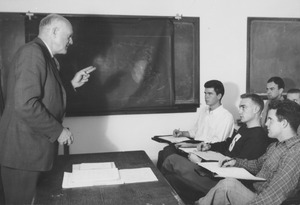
[281,119,289,128]
[217,93,222,101]
[279,88,284,95]
[253,105,260,114]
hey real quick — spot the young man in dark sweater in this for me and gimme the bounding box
[161,93,270,203]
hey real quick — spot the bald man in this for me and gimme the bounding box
[0,14,95,204]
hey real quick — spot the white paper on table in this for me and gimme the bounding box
[159,136,191,143]
[119,167,158,184]
[197,162,266,181]
[71,168,121,183]
[62,171,124,189]
[72,162,116,171]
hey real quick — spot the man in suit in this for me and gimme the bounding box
[0,14,95,204]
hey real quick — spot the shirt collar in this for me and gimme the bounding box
[278,135,300,148]
[40,38,54,58]
[206,104,223,114]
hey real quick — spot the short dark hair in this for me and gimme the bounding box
[240,93,264,114]
[204,80,225,99]
[267,76,285,89]
[287,88,300,95]
[268,99,300,132]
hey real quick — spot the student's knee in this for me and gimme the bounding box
[217,178,240,191]
[161,154,178,173]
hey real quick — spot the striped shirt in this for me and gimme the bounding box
[235,136,300,205]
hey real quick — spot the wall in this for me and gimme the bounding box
[1,0,300,162]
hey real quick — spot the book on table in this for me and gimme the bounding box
[197,162,266,181]
[62,162,158,188]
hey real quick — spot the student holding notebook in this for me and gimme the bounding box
[197,99,300,205]
[156,80,234,170]
[161,93,270,203]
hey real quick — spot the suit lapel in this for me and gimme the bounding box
[34,38,67,110]
[51,57,67,109]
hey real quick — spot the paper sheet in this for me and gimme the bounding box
[158,136,191,143]
[119,167,158,184]
[72,168,120,181]
[197,162,266,181]
[72,162,116,170]
[62,172,124,188]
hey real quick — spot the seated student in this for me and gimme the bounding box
[197,99,300,205]
[287,88,300,136]
[287,88,300,105]
[261,76,285,127]
[161,93,270,203]
[156,80,234,170]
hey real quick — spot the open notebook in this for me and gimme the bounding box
[197,162,266,181]
[62,162,158,188]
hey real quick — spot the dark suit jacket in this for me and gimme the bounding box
[0,38,66,171]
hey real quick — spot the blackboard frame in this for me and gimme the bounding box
[246,17,300,97]
[0,13,200,116]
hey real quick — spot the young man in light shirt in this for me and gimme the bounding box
[157,80,234,170]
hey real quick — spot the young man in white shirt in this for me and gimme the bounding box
[157,80,234,169]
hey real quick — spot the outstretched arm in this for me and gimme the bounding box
[71,66,96,88]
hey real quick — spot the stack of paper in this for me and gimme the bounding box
[72,162,116,170]
[62,162,158,189]
[63,162,123,188]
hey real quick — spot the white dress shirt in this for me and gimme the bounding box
[188,105,234,143]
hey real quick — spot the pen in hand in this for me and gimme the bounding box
[173,128,181,137]
[220,158,235,167]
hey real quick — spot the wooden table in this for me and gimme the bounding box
[35,150,184,205]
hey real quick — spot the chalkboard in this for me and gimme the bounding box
[247,17,300,95]
[0,13,199,116]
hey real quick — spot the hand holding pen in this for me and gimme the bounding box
[219,157,236,167]
[197,142,211,151]
[173,128,182,137]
